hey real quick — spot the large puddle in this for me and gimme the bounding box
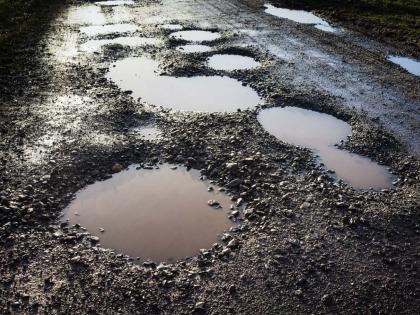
[64,164,234,262]
[387,56,420,76]
[80,37,160,52]
[170,30,222,42]
[264,4,336,33]
[258,107,393,189]
[207,54,261,71]
[79,23,138,36]
[107,56,262,112]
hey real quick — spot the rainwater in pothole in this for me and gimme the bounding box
[79,23,138,36]
[207,54,261,71]
[67,5,107,25]
[176,44,212,53]
[132,125,162,141]
[80,37,160,52]
[264,4,336,33]
[160,24,183,30]
[387,56,420,76]
[170,30,221,42]
[64,164,235,262]
[258,107,393,189]
[107,56,262,112]
[95,0,134,6]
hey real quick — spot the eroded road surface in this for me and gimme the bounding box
[0,0,419,314]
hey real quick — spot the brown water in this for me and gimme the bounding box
[64,164,234,262]
[207,54,261,71]
[258,107,393,189]
[107,56,262,112]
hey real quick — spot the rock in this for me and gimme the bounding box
[194,301,206,310]
[111,163,123,173]
[227,239,239,249]
[207,200,220,208]
[226,162,238,173]
[243,208,255,219]
[227,178,241,188]
[90,236,100,243]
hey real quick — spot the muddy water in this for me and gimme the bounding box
[64,164,234,262]
[258,107,393,189]
[170,30,221,42]
[79,23,138,36]
[176,44,212,53]
[107,56,262,112]
[388,56,420,76]
[207,54,261,71]
[264,4,336,33]
[80,37,160,52]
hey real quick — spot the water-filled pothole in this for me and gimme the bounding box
[80,37,160,52]
[264,4,336,33]
[95,0,134,6]
[63,164,235,262]
[170,30,221,42]
[176,44,212,53]
[207,54,261,71]
[387,56,420,76]
[107,56,262,112]
[258,107,393,189]
[79,23,138,36]
[132,125,162,141]
[160,24,183,30]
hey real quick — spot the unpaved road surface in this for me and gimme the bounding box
[1,0,419,314]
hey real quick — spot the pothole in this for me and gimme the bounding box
[170,30,221,42]
[264,4,336,33]
[176,44,212,53]
[258,107,393,189]
[95,0,134,6]
[67,5,107,25]
[387,55,420,76]
[79,23,138,36]
[160,24,183,30]
[80,37,160,52]
[132,125,162,141]
[106,56,262,112]
[63,164,235,262]
[207,54,261,71]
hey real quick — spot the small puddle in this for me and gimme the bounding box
[257,107,393,189]
[80,37,160,52]
[170,30,221,42]
[63,164,234,262]
[67,5,107,25]
[132,125,162,141]
[207,54,261,71]
[107,56,262,112]
[264,4,336,33]
[95,0,134,6]
[176,44,212,53]
[160,24,183,30]
[79,23,138,36]
[387,55,420,76]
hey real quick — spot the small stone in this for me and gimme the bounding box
[207,200,220,208]
[195,301,205,310]
[227,179,241,188]
[227,239,239,249]
[99,228,105,233]
[111,163,123,173]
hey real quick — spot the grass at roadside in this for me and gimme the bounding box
[270,0,420,57]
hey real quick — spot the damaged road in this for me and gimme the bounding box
[0,0,419,314]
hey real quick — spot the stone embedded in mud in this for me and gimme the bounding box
[112,163,123,173]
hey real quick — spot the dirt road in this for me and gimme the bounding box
[0,0,419,314]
